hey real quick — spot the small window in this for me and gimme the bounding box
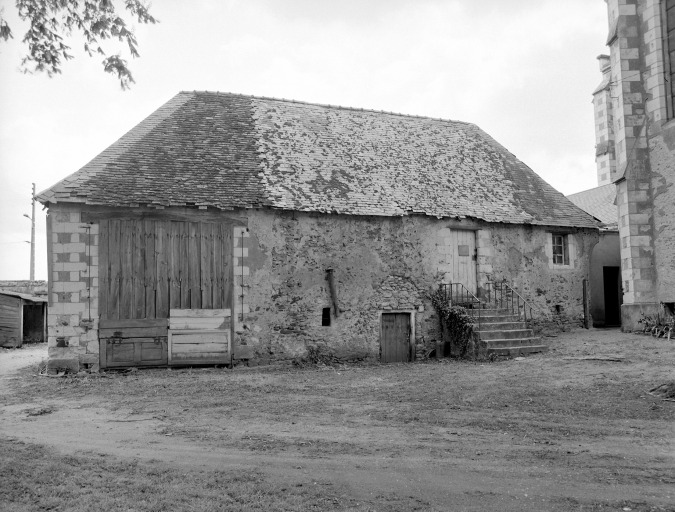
[551,234,569,266]
[321,307,331,326]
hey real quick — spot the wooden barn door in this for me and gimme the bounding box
[380,313,411,363]
[99,219,233,319]
[98,219,234,367]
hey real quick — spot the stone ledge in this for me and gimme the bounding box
[621,302,660,332]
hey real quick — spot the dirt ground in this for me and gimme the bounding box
[1,329,674,511]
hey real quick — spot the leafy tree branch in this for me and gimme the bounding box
[0,0,157,89]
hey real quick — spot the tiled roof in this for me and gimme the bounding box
[566,183,618,231]
[38,91,599,228]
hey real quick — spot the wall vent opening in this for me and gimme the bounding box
[322,308,331,326]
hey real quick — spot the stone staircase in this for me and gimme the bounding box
[472,308,548,356]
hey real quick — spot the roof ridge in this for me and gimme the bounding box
[184,90,475,127]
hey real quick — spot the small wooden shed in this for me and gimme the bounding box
[0,291,48,348]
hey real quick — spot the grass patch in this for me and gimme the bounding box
[0,437,365,512]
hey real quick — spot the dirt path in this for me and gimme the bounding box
[3,398,668,511]
[1,331,674,511]
[0,344,46,388]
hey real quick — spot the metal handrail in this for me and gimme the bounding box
[482,280,548,323]
[439,283,483,333]
[437,281,549,356]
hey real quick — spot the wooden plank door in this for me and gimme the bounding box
[381,313,411,363]
[445,230,477,294]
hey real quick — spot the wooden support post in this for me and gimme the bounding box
[583,279,589,329]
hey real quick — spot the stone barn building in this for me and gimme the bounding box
[37,92,599,371]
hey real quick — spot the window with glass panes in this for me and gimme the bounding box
[552,234,569,266]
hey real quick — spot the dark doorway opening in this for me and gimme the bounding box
[603,266,622,327]
[22,304,46,343]
[321,307,331,326]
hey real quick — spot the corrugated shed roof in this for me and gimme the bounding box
[38,91,599,228]
[0,290,48,303]
[567,183,618,231]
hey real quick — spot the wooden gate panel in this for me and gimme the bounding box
[107,219,122,320]
[101,338,168,367]
[213,225,224,309]
[168,309,231,366]
[222,224,233,308]
[168,221,181,312]
[188,222,201,309]
[99,219,110,320]
[154,221,169,318]
[201,223,214,309]
[99,318,168,368]
[179,222,190,309]
[143,219,157,319]
[120,220,134,320]
[132,222,145,319]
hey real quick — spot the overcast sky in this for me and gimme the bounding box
[0,0,608,281]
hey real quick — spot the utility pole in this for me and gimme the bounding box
[23,183,36,281]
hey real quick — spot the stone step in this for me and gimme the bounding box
[476,321,527,330]
[476,329,535,341]
[470,310,521,318]
[482,337,542,348]
[471,315,522,324]
[486,345,549,356]
[473,308,521,316]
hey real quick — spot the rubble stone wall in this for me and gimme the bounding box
[487,225,597,329]
[235,209,597,363]
[42,204,597,369]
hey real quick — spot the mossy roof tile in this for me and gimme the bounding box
[38,91,598,228]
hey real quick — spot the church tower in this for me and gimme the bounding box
[591,54,615,186]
